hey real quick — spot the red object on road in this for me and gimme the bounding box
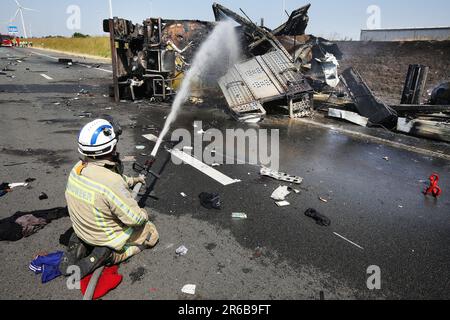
[80,265,122,300]
[424,174,442,198]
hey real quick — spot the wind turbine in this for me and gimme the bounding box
[10,0,38,39]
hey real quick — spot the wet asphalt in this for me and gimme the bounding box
[0,47,449,300]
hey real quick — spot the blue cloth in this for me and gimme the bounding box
[0,190,7,197]
[29,251,64,283]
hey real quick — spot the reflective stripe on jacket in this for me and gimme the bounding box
[65,159,149,251]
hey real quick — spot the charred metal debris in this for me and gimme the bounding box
[103,3,341,120]
[103,2,449,143]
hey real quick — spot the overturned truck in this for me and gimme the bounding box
[104,2,341,121]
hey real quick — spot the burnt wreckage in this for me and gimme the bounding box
[104,2,342,121]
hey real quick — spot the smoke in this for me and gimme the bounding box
[151,20,241,157]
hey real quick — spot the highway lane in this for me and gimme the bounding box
[0,46,449,299]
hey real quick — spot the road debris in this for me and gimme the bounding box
[304,208,331,227]
[181,284,196,295]
[319,197,328,203]
[176,245,189,256]
[39,192,49,200]
[276,201,290,207]
[199,192,221,210]
[142,134,159,142]
[271,186,291,201]
[180,192,187,198]
[232,212,247,219]
[136,145,146,150]
[261,167,303,184]
[423,174,442,198]
[0,207,69,241]
[80,265,123,300]
[29,251,64,283]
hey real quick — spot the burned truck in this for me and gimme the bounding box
[104,2,342,121]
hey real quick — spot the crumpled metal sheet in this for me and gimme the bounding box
[219,49,313,121]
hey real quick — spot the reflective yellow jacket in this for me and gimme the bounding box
[65,159,149,251]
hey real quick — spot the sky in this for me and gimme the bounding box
[1,0,449,40]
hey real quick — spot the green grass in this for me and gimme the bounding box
[33,37,111,58]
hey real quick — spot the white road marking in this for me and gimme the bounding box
[169,148,240,186]
[40,73,53,80]
[30,50,58,60]
[29,50,112,73]
[333,232,364,250]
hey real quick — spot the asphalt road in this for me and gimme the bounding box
[0,47,449,300]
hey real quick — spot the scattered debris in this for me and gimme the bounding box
[260,167,303,184]
[58,58,73,64]
[423,174,442,198]
[142,134,159,142]
[181,284,196,295]
[397,117,450,143]
[232,212,247,219]
[176,245,189,256]
[430,82,450,105]
[276,201,290,207]
[328,108,368,127]
[199,192,221,210]
[383,157,390,161]
[340,67,397,127]
[304,208,331,227]
[80,265,123,300]
[318,197,328,203]
[271,186,291,201]
[39,192,49,201]
[401,64,429,105]
[29,251,64,283]
[180,192,187,198]
[136,145,146,150]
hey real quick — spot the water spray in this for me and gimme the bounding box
[151,20,240,157]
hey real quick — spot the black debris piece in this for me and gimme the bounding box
[0,207,68,241]
[199,192,221,210]
[430,82,450,105]
[340,67,397,127]
[59,227,75,247]
[0,221,23,241]
[58,58,73,64]
[304,208,331,227]
[39,192,49,200]
[401,64,429,105]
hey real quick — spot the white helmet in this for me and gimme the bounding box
[78,119,118,157]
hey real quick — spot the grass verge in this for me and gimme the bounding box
[32,37,111,59]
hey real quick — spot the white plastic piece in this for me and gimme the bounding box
[142,134,159,142]
[276,201,290,207]
[232,212,247,219]
[181,284,196,295]
[261,167,303,184]
[271,186,291,201]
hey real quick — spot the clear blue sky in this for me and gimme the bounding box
[1,0,449,40]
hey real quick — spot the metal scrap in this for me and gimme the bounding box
[260,167,303,184]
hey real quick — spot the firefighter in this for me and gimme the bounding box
[62,118,159,277]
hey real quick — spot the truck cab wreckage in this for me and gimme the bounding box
[103,2,341,122]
